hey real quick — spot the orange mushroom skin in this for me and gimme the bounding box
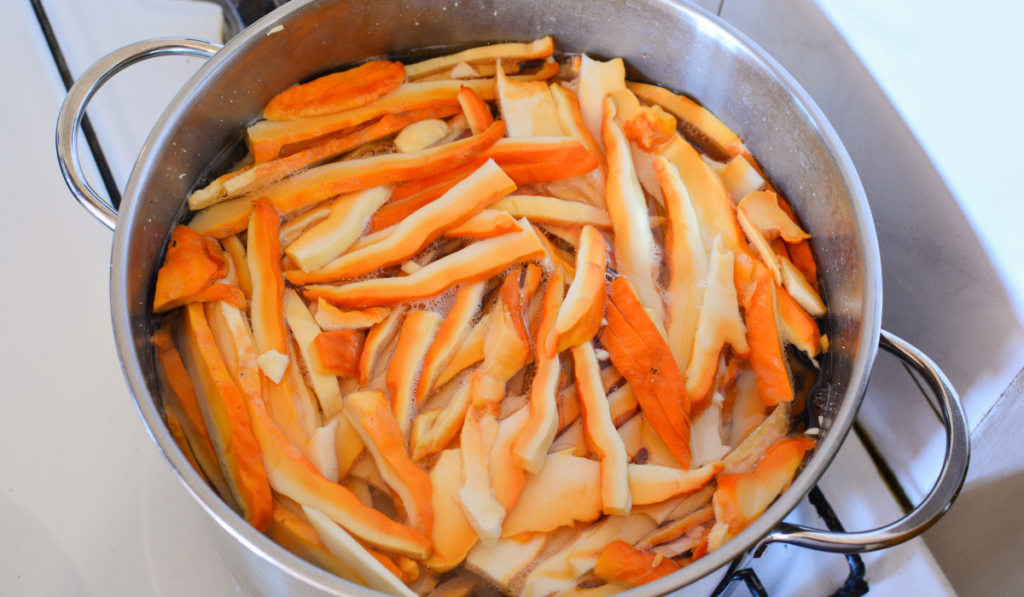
[153,226,231,313]
[713,435,815,538]
[593,540,680,587]
[264,60,406,121]
[746,273,794,407]
[313,330,366,378]
[459,85,495,134]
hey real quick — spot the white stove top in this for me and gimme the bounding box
[4,0,1020,595]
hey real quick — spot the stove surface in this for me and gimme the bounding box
[8,0,1017,595]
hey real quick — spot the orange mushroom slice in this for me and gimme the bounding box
[573,341,632,515]
[304,219,545,309]
[314,300,390,331]
[593,541,680,588]
[177,303,273,530]
[776,284,822,359]
[358,309,405,386]
[444,209,521,239]
[607,277,692,461]
[404,37,554,80]
[458,85,494,135]
[312,329,365,378]
[711,435,815,545]
[424,448,480,572]
[152,226,231,313]
[657,134,751,259]
[628,81,747,163]
[600,320,691,470]
[416,282,486,404]
[746,271,794,407]
[555,225,607,352]
[432,320,487,392]
[264,60,406,121]
[152,325,237,506]
[247,199,288,359]
[501,155,601,186]
[623,104,677,151]
[248,78,497,164]
[685,237,750,405]
[411,378,473,462]
[261,119,505,215]
[511,270,565,473]
[387,310,443,435]
[459,410,506,545]
[204,294,428,557]
[285,185,395,272]
[654,157,708,375]
[220,108,460,203]
[288,159,515,283]
[343,390,435,538]
[470,271,532,409]
[602,93,664,323]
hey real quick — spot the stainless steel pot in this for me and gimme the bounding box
[55,0,970,595]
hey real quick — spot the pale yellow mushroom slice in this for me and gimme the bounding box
[578,55,626,152]
[283,289,342,417]
[779,256,826,317]
[314,300,391,331]
[404,37,554,80]
[495,67,564,137]
[424,449,479,573]
[572,341,632,515]
[416,282,486,404]
[303,506,418,597]
[357,308,405,387]
[511,271,565,473]
[503,451,605,537]
[721,155,766,202]
[685,237,750,404]
[247,78,497,166]
[432,320,487,392]
[308,420,340,483]
[303,220,546,309]
[466,532,547,590]
[286,185,395,272]
[654,156,709,374]
[491,195,612,230]
[602,93,664,324]
[387,310,443,435]
[280,204,332,249]
[458,410,506,546]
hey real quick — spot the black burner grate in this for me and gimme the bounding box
[713,486,869,597]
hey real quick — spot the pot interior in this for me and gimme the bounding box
[111,0,881,594]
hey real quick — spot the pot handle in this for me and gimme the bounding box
[753,329,970,555]
[56,38,222,230]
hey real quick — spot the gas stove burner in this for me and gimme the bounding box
[199,0,293,40]
[713,486,870,597]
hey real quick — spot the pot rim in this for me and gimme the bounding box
[109,0,883,594]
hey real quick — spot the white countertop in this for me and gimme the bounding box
[3,0,1019,595]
